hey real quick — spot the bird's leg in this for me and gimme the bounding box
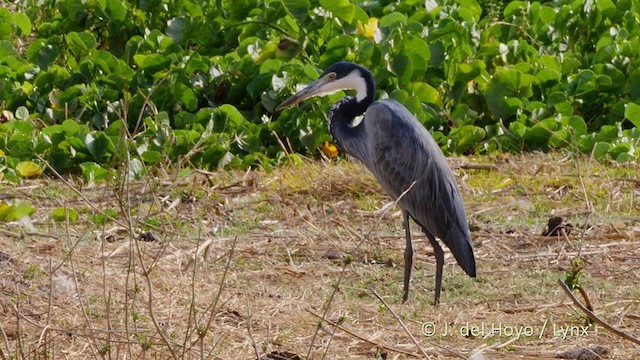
[402,211,413,303]
[425,232,444,305]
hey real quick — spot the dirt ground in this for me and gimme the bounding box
[1,153,639,359]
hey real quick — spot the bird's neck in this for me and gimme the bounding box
[327,96,370,164]
[326,67,376,163]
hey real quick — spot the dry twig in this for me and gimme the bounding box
[558,280,640,345]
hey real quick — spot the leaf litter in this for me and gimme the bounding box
[0,153,638,359]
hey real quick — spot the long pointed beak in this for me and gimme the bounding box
[275,75,332,111]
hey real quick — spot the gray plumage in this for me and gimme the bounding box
[277,62,476,304]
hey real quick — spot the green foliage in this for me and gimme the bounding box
[0,0,639,182]
[0,201,35,221]
[51,207,79,222]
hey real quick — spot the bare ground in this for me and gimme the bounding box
[1,153,639,359]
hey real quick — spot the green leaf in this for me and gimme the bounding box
[90,208,117,224]
[453,125,485,153]
[51,208,79,222]
[609,142,632,159]
[166,16,189,44]
[141,150,162,164]
[12,12,31,36]
[549,129,571,148]
[379,12,407,27]
[85,132,115,161]
[624,102,640,128]
[15,106,29,120]
[282,0,310,22]
[392,54,412,85]
[592,142,610,161]
[486,69,534,119]
[411,82,440,106]
[134,54,172,73]
[105,0,127,22]
[16,161,42,178]
[80,162,109,184]
[567,116,587,136]
[66,32,97,56]
[320,0,355,23]
[0,40,18,58]
[524,119,557,146]
[128,158,145,179]
[0,201,35,221]
[175,82,197,111]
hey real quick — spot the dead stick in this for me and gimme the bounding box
[370,290,431,359]
[304,309,420,357]
[558,280,640,345]
[457,163,498,171]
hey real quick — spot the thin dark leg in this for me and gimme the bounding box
[402,211,413,303]
[425,231,444,305]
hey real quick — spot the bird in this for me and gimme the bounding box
[276,61,476,304]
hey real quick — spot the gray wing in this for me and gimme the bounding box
[362,99,476,277]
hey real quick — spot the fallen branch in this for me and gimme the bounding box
[558,279,640,345]
[370,290,431,359]
[305,308,421,357]
[458,163,498,171]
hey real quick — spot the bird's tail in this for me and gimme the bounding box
[446,224,476,278]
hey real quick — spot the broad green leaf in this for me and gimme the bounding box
[400,36,430,79]
[616,152,634,163]
[535,69,560,84]
[412,82,440,106]
[0,201,35,221]
[283,0,309,22]
[166,16,189,44]
[320,0,354,23]
[141,150,162,164]
[609,143,632,159]
[12,12,31,35]
[90,208,117,224]
[456,0,482,21]
[85,132,115,161]
[549,129,571,148]
[592,142,610,161]
[0,23,10,40]
[15,106,29,120]
[486,69,534,119]
[134,54,171,73]
[128,158,145,179]
[105,0,127,22]
[175,82,197,111]
[16,161,42,178]
[66,32,96,56]
[509,122,526,138]
[392,54,412,85]
[51,208,79,222]
[0,40,18,58]
[379,12,407,27]
[567,116,587,136]
[524,119,557,145]
[624,102,640,128]
[453,125,485,153]
[80,162,109,184]
[456,60,485,83]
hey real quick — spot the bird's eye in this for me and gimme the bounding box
[327,73,336,80]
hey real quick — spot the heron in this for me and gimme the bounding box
[276,61,476,304]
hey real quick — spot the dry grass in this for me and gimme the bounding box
[0,153,639,359]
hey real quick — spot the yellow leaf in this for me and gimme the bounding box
[16,161,43,178]
[320,141,339,159]
[0,149,4,156]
